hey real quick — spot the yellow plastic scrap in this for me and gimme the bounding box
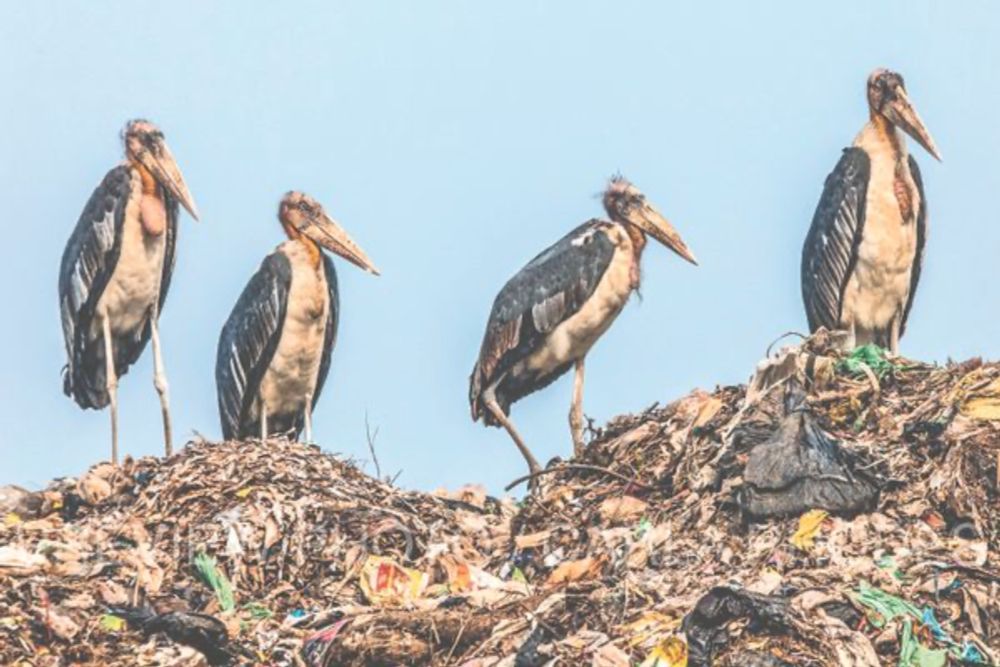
[958,377,1000,420]
[234,487,253,499]
[358,555,429,606]
[3,512,21,527]
[790,509,829,550]
[625,611,680,647]
[99,614,126,632]
[440,556,472,593]
[640,637,688,667]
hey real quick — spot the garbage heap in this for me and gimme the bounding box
[1,333,998,666]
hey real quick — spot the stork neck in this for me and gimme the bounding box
[623,222,647,290]
[132,159,167,237]
[282,221,323,269]
[623,222,648,256]
[866,114,906,159]
[133,160,157,196]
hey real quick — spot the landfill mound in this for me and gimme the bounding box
[1,333,998,666]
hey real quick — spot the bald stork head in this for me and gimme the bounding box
[866,69,942,161]
[602,176,697,265]
[279,191,380,275]
[123,119,200,219]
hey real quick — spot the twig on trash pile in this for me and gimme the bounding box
[505,463,655,492]
[364,411,383,481]
[765,330,807,358]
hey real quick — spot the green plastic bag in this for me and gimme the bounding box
[194,552,236,612]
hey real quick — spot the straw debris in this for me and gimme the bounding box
[1,334,998,665]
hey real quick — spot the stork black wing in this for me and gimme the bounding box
[157,190,180,315]
[469,220,617,419]
[312,253,341,411]
[801,147,871,333]
[58,166,130,408]
[215,251,292,440]
[900,155,927,335]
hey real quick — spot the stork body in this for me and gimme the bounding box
[59,120,198,463]
[470,177,696,477]
[255,240,335,434]
[801,69,939,354]
[216,192,378,442]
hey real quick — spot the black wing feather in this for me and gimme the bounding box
[157,190,180,316]
[58,166,130,408]
[312,253,341,411]
[901,155,927,335]
[215,251,292,440]
[801,147,871,333]
[469,220,617,419]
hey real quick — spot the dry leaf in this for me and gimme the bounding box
[599,496,648,524]
[546,557,603,586]
[514,530,551,549]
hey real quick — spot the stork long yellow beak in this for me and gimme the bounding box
[634,203,698,265]
[302,211,380,276]
[136,140,201,220]
[885,87,942,162]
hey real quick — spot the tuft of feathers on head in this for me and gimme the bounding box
[279,191,323,224]
[606,172,633,194]
[121,119,166,159]
[122,119,161,140]
[866,68,906,111]
[602,174,645,217]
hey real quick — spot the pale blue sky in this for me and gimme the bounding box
[1,2,998,494]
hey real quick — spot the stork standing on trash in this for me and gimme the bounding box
[801,68,941,354]
[59,120,199,464]
[469,176,697,477]
[215,192,379,443]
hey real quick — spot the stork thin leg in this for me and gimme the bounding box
[483,388,541,479]
[150,315,173,457]
[889,316,901,356]
[569,357,586,457]
[303,399,313,444]
[102,316,119,465]
[260,402,268,442]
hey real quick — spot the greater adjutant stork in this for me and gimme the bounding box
[215,192,379,442]
[469,177,697,476]
[802,69,941,354]
[59,120,199,464]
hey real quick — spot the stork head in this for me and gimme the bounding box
[866,69,941,161]
[602,176,697,265]
[279,191,380,275]
[123,119,200,219]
